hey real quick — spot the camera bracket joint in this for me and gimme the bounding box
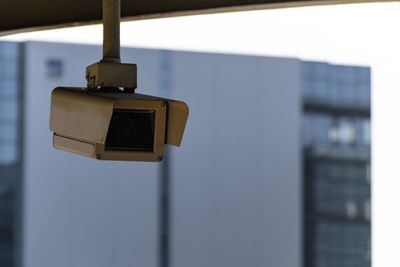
[85,0,136,92]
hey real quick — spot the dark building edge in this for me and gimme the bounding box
[14,42,25,267]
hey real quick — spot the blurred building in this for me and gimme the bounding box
[302,62,371,267]
[0,41,370,267]
[0,42,23,267]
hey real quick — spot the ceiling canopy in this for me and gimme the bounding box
[0,0,391,35]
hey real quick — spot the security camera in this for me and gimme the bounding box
[49,0,189,161]
[50,87,189,162]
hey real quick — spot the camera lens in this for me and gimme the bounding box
[105,109,155,151]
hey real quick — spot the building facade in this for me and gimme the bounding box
[0,42,23,267]
[302,62,371,267]
[0,41,370,267]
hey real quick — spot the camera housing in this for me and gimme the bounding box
[50,87,189,161]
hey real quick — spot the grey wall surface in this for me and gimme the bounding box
[168,52,303,267]
[22,42,302,267]
[22,42,161,267]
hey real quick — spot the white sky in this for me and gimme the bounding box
[1,2,399,266]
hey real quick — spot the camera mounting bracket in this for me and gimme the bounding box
[85,0,137,92]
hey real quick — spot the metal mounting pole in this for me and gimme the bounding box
[102,0,121,63]
[86,0,137,90]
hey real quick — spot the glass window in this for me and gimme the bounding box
[315,63,329,81]
[303,113,313,145]
[0,42,19,60]
[335,66,354,105]
[356,67,370,85]
[329,119,339,143]
[353,67,371,107]
[355,118,371,147]
[0,143,17,164]
[338,118,356,145]
[46,58,64,79]
[0,80,19,98]
[366,164,371,184]
[342,84,355,105]
[315,80,328,101]
[362,120,371,146]
[0,100,18,121]
[0,125,17,141]
[364,200,371,222]
[362,84,371,106]
[303,80,313,99]
[0,59,18,79]
[303,62,313,80]
[302,62,338,103]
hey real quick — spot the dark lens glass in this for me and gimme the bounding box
[105,109,155,152]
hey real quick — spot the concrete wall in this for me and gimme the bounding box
[22,42,302,267]
[22,42,161,267]
[169,52,303,267]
